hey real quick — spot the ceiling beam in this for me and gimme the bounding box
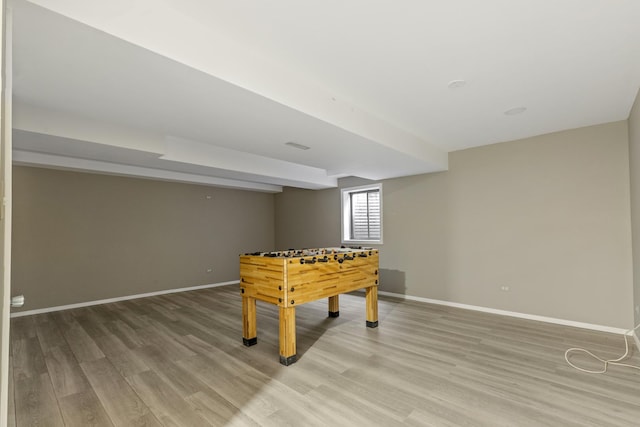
[25,0,448,172]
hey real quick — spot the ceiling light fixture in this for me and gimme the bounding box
[285,141,310,150]
[447,80,466,89]
[504,107,527,116]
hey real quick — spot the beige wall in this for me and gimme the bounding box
[629,89,640,328]
[275,186,341,249]
[276,122,634,329]
[11,166,275,311]
[274,176,376,250]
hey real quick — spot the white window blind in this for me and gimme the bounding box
[350,190,381,240]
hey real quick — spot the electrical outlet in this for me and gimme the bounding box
[206,268,213,273]
[500,286,510,292]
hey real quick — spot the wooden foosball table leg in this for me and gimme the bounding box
[242,296,257,346]
[279,306,297,365]
[365,286,379,328]
[328,295,340,318]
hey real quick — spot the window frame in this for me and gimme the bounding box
[341,183,383,245]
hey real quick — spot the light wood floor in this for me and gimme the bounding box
[8,285,640,426]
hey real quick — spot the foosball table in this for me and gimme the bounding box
[239,247,379,365]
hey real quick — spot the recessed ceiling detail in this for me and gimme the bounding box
[11,0,640,190]
[447,80,467,89]
[285,142,311,150]
[504,107,528,116]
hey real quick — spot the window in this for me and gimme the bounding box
[341,184,383,244]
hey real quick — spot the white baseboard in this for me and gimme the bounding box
[12,282,635,339]
[10,280,239,318]
[372,289,630,335]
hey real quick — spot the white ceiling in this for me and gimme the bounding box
[11,0,640,192]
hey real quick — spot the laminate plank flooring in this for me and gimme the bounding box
[8,355,16,427]
[8,285,640,426]
[57,389,114,427]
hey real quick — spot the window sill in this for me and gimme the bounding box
[342,240,383,246]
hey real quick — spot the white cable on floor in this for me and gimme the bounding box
[564,323,640,374]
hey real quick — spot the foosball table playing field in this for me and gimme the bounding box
[239,247,379,365]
